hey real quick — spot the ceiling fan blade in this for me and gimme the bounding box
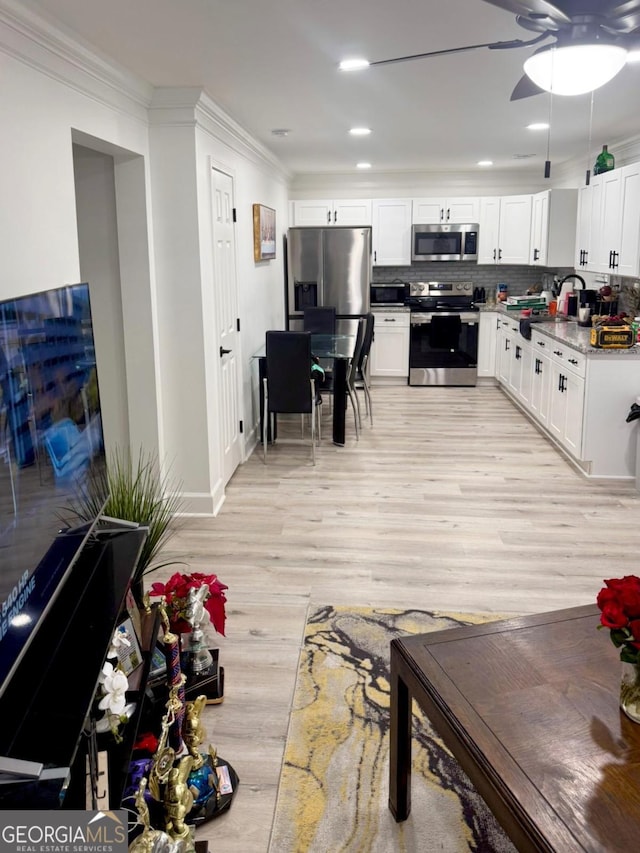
[369,33,549,67]
[510,74,546,99]
[515,13,559,32]
[481,0,571,25]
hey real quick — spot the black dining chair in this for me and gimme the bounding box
[303,306,336,335]
[353,312,374,427]
[262,331,321,465]
[319,317,365,440]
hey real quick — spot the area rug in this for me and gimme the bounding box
[269,606,518,853]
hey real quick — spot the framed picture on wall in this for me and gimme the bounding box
[253,204,276,261]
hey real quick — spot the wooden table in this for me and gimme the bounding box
[389,604,640,852]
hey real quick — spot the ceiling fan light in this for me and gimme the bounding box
[523,44,627,96]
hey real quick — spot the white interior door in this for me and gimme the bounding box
[212,168,241,485]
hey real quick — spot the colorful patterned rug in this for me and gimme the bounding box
[269,606,518,853]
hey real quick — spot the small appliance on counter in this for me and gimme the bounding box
[370,280,408,306]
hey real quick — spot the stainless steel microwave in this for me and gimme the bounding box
[411,223,479,262]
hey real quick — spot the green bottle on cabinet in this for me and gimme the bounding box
[594,145,615,175]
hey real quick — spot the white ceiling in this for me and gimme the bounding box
[23,0,640,178]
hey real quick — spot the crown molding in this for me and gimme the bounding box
[0,0,152,120]
[149,87,291,183]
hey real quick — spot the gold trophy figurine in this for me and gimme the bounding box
[129,777,187,853]
[163,755,195,844]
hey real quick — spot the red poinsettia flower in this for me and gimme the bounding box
[148,570,228,636]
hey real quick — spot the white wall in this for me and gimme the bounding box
[0,4,291,516]
[73,144,130,454]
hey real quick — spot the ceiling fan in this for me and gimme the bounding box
[342,1,640,99]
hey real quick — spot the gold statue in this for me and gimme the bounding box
[183,695,207,770]
[163,755,195,841]
[128,777,187,853]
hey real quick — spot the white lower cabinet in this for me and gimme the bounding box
[498,322,640,478]
[370,311,410,380]
[547,349,585,457]
[530,332,552,428]
[477,312,498,378]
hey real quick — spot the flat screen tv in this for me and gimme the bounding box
[0,283,106,699]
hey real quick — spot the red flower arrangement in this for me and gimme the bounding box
[149,571,228,637]
[596,575,640,664]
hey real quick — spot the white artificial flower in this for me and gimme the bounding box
[98,661,129,716]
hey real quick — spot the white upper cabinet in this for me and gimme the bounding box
[292,199,372,226]
[371,199,412,266]
[412,197,480,224]
[575,163,640,277]
[529,189,578,267]
[478,195,532,265]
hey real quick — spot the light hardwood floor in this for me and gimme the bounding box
[153,383,640,852]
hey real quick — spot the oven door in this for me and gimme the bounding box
[409,312,478,386]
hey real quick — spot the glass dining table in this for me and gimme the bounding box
[253,333,355,446]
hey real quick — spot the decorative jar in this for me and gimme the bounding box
[620,661,640,723]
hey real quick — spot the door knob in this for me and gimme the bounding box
[220,346,232,357]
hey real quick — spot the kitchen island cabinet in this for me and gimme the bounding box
[370,309,410,382]
[494,316,640,479]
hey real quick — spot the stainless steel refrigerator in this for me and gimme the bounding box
[286,226,371,334]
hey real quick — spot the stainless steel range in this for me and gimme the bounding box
[407,281,479,386]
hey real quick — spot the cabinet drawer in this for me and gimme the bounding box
[549,344,586,377]
[372,310,410,328]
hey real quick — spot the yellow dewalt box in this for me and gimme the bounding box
[590,324,635,348]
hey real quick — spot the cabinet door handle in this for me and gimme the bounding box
[383,317,397,322]
[505,339,510,351]
[584,250,588,264]
[498,248,502,261]
[515,345,521,360]
[612,250,619,269]
[327,211,331,224]
[374,250,377,262]
[440,208,444,221]
[333,211,337,223]
[553,350,563,357]
[537,340,545,347]
[533,248,540,261]
[493,248,497,261]
[446,208,450,221]
[609,250,614,268]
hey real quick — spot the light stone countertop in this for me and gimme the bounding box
[480,303,640,357]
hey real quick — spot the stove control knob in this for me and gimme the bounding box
[456,283,464,291]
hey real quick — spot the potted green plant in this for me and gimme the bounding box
[65,447,184,605]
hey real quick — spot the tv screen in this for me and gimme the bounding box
[0,283,106,697]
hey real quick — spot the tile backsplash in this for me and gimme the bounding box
[373,263,574,298]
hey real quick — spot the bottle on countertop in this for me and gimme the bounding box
[594,145,615,175]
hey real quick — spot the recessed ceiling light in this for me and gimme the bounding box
[349,127,372,136]
[339,58,370,71]
[271,128,291,137]
[527,122,549,131]
[356,162,372,169]
[513,153,536,159]
[477,160,493,167]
